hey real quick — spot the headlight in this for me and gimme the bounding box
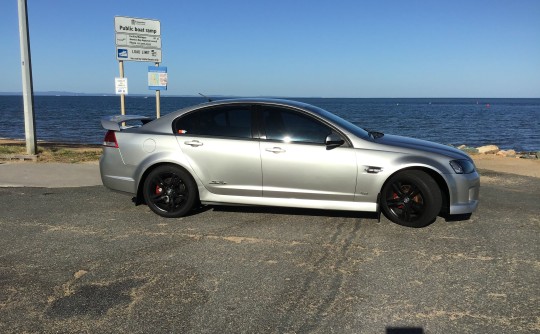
[450,159,475,174]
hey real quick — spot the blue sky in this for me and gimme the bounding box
[1,0,539,97]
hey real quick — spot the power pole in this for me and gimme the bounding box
[17,0,37,155]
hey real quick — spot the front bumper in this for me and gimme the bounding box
[448,171,480,215]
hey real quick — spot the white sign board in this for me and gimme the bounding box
[114,16,162,62]
[114,16,160,35]
[116,33,161,48]
[115,77,128,95]
[117,47,162,62]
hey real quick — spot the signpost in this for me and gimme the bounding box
[114,16,162,116]
[17,0,37,155]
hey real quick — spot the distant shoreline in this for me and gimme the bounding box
[2,93,540,99]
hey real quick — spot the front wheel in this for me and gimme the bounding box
[143,165,197,218]
[381,170,442,228]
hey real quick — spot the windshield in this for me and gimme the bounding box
[303,104,370,139]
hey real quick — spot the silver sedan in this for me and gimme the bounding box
[100,98,479,227]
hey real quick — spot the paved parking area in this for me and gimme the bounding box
[0,170,538,333]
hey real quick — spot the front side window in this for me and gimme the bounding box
[262,107,333,144]
[174,105,252,139]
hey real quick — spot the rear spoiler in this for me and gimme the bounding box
[101,115,153,131]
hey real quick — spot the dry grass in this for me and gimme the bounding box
[0,141,101,163]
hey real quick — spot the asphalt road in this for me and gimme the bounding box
[0,169,538,333]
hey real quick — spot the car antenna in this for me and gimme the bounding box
[198,93,213,102]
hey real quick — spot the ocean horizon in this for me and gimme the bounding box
[1,96,539,152]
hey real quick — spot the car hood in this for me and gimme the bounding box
[372,134,471,161]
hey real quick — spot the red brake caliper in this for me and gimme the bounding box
[393,192,404,209]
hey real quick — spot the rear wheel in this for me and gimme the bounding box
[143,165,197,218]
[381,170,442,228]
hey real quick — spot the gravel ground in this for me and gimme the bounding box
[0,170,538,333]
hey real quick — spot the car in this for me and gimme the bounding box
[99,98,479,227]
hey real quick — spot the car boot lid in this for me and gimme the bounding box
[101,115,153,131]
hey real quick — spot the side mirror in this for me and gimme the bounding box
[325,133,345,147]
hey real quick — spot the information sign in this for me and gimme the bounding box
[114,16,160,35]
[117,47,161,62]
[115,77,128,95]
[114,16,162,62]
[148,66,168,90]
[116,33,161,48]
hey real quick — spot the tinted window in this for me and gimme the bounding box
[262,107,332,144]
[174,106,252,138]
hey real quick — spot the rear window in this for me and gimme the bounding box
[174,105,252,139]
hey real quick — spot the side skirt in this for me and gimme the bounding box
[200,193,377,212]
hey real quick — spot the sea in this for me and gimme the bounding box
[1,96,539,152]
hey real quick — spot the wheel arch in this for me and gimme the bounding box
[381,166,450,215]
[135,162,199,205]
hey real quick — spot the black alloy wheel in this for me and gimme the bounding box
[381,170,442,228]
[143,165,197,218]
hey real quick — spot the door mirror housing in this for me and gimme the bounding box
[325,133,345,148]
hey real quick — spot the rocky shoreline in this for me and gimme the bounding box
[456,144,540,160]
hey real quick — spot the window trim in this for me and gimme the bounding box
[255,104,352,147]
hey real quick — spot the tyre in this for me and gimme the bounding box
[142,165,197,218]
[381,170,442,228]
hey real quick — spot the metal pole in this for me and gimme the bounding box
[17,0,37,155]
[155,62,161,118]
[119,60,126,115]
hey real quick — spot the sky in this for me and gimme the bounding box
[1,0,539,98]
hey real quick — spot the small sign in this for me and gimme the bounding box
[116,47,161,62]
[148,66,168,90]
[115,77,128,95]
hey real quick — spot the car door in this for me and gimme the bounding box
[259,106,357,201]
[174,105,262,197]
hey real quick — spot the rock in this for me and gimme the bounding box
[536,151,540,159]
[520,154,537,159]
[497,149,516,157]
[477,145,500,154]
[458,145,479,154]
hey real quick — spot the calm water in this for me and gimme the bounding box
[1,96,539,151]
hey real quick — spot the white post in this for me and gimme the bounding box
[155,62,161,118]
[17,0,37,155]
[119,60,126,115]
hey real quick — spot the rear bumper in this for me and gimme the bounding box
[99,148,136,194]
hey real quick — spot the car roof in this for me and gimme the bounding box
[145,98,318,129]
[181,98,314,114]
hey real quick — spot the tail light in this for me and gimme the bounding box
[103,130,119,148]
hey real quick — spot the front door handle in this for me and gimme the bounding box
[184,140,203,147]
[265,147,286,154]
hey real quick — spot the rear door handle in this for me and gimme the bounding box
[184,140,203,147]
[265,147,286,153]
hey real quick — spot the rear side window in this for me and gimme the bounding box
[174,106,252,139]
[262,107,332,144]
